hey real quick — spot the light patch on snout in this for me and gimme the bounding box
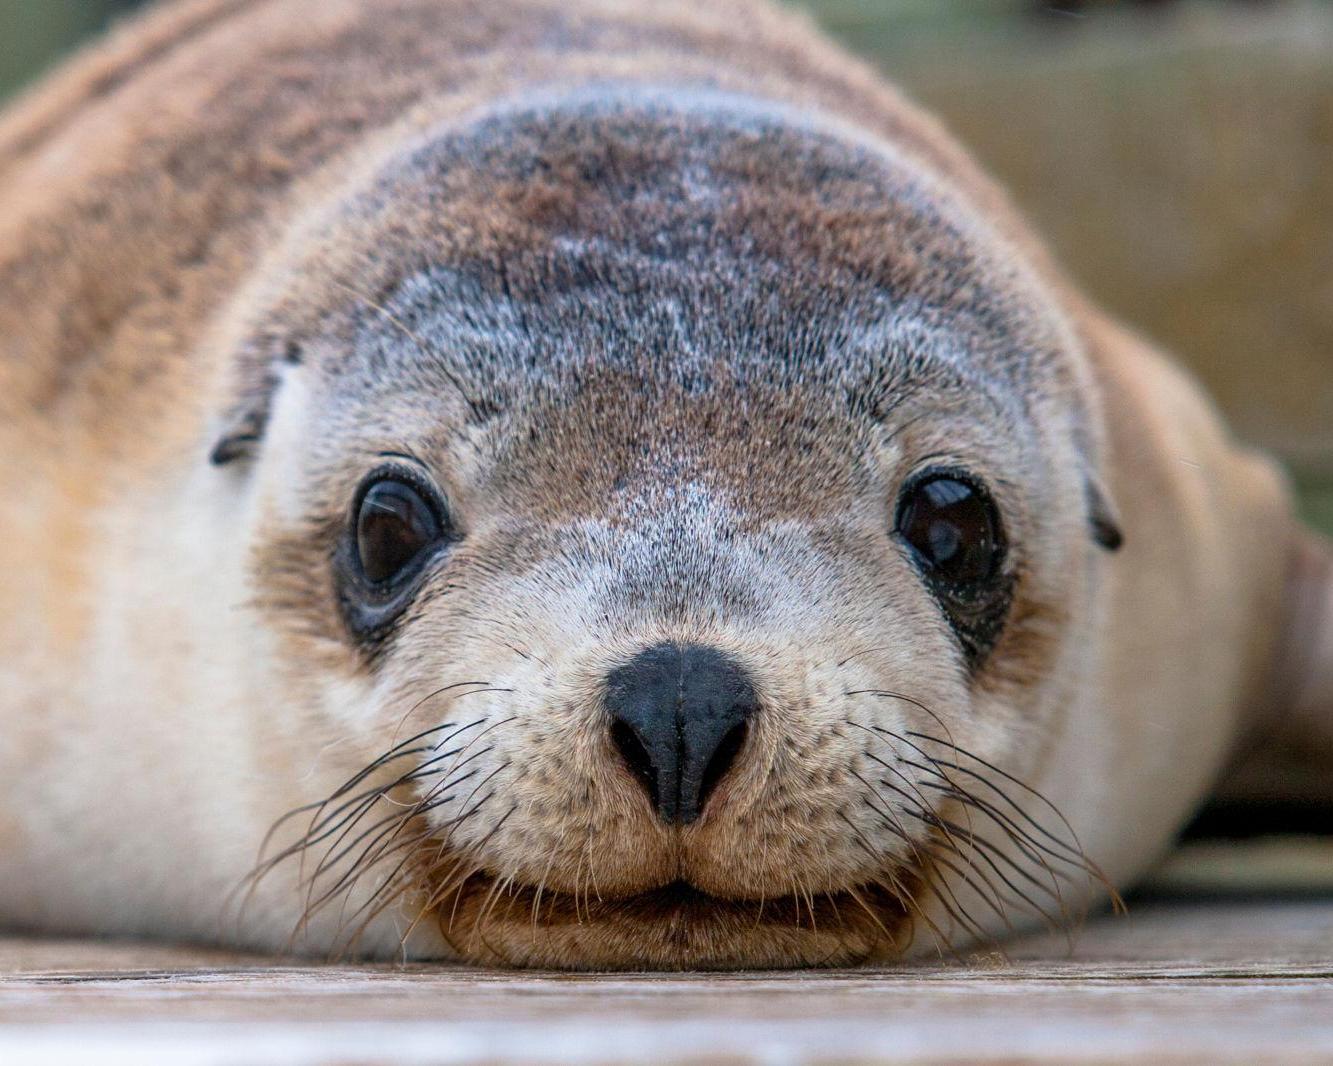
[385,483,972,922]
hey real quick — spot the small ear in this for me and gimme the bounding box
[209,403,268,466]
[207,338,302,466]
[1084,469,1124,552]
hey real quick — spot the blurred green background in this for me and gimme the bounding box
[1,0,1329,531]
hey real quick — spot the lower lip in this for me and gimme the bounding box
[444,873,906,930]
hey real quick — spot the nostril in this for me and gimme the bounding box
[611,717,658,798]
[698,720,747,813]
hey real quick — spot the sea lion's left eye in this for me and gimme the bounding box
[896,473,1003,589]
[356,479,442,585]
[895,469,1011,667]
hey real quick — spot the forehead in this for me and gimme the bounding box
[287,89,1073,496]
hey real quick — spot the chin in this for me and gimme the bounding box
[419,873,917,970]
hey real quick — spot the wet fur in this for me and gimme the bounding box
[0,0,1328,968]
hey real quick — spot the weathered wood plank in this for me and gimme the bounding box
[2,900,1332,1064]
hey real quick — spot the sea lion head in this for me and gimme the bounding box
[214,87,1122,968]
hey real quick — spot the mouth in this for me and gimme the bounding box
[422,872,918,970]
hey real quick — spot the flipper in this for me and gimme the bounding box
[1214,525,1333,810]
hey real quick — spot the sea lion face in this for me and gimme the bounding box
[229,90,1113,967]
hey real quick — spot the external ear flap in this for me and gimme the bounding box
[1084,470,1124,552]
[209,402,268,466]
[207,338,302,466]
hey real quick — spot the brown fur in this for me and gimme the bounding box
[0,0,987,427]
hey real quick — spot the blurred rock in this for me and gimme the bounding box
[0,1,140,101]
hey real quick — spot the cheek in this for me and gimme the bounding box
[974,507,1089,705]
[316,670,392,735]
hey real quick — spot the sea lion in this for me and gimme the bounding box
[0,0,1329,969]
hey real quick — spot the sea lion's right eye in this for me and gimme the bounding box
[336,466,456,641]
[355,479,442,585]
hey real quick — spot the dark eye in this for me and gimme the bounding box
[336,465,458,644]
[355,478,443,585]
[896,473,1004,590]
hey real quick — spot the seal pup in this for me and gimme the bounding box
[0,0,1329,968]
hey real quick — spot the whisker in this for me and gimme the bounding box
[279,744,475,876]
[856,733,979,860]
[929,812,1069,939]
[255,719,466,867]
[917,779,1082,888]
[852,779,986,952]
[906,729,1113,899]
[229,721,483,926]
[891,805,1014,933]
[871,727,1090,932]
[327,277,485,421]
[836,812,914,950]
[306,791,484,931]
[843,690,1119,954]
[302,754,487,899]
[846,689,964,761]
[388,684,497,747]
[303,771,477,902]
[873,726,1096,892]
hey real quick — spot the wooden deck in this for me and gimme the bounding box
[3,893,1333,1064]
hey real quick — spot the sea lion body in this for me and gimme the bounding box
[0,0,1328,967]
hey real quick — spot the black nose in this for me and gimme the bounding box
[605,643,758,825]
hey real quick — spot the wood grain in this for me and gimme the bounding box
[2,899,1332,1064]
